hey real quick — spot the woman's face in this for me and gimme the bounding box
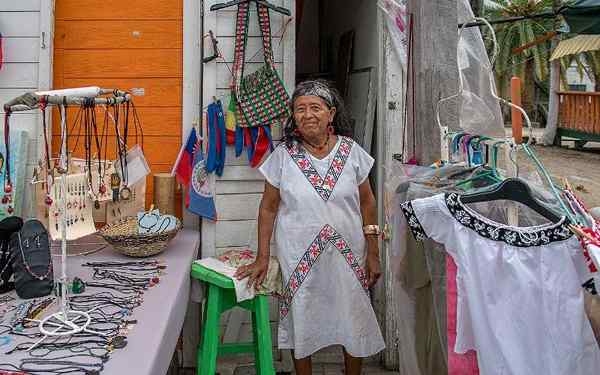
[293,95,336,139]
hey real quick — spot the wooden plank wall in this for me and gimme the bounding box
[53,0,183,214]
[0,0,52,218]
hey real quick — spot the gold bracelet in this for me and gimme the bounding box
[363,225,380,236]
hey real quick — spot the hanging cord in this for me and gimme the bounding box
[128,100,144,152]
[39,97,51,170]
[58,99,70,174]
[121,101,130,185]
[66,104,84,156]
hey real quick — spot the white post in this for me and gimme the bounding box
[59,104,69,320]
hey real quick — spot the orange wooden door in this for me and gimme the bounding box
[52,0,183,215]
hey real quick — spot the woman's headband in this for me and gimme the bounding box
[292,81,335,108]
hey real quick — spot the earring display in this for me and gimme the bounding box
[106,179,146,224]
[48,173,95,241]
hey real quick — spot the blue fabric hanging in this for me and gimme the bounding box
[235,125,244,157]
[187,150,217,221]
[206,101,226,176]
[206,104,217,173]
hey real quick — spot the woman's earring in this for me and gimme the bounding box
[293,128,300,137]
[328,124,334,135]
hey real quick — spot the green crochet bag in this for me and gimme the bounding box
[231,2,290,128]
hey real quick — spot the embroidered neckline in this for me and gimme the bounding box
[285,136,353,201]
[444,192,573,247]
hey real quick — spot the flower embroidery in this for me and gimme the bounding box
[401,201,427,241]
[279,224,369,319]
[285,137,354,201]
[298,159,311,170]
[323,175,336,191]
[444,193,573,247]
[309,174,322,185]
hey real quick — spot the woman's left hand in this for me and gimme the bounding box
[366,252,382,287]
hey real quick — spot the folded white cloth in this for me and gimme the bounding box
[195,257,255,302]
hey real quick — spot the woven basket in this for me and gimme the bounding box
[99,217,182,257]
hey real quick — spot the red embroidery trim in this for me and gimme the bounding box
[285,137,353,201]
[279,224,368,319]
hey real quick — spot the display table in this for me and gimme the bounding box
[1,229,199,375]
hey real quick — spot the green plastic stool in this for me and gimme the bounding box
[191,263,275,375]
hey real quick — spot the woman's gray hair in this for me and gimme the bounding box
[283,79,353,145]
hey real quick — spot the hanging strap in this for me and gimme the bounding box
[256,3,275,67]
[231,2,251,95]
[231,3,276,95]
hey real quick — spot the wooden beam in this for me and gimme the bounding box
[407,0,457,165]
[511,31,557,55]
[511,76,523,144]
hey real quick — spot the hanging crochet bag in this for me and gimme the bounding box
[231,2,290,128]
[10,219,53,298]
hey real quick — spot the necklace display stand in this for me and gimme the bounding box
[3,87,132,350]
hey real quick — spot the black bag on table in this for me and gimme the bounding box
[0,216,23,294]
[10,219,53,299]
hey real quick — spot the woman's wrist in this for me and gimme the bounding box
[366,238,379,257]
[256,250,270,262]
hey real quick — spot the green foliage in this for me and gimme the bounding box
[484,0,556,96]
[561,51,600,90]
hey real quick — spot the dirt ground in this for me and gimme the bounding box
[520,143,600,208]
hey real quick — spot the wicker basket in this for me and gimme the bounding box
[99,217,182,257]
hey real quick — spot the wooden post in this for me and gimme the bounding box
[154,173,176,215]
[509,76,522,225]
[511,76,523,144]
[407,0,458,165]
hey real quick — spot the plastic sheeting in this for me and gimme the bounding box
[377,0,505,138]
[455,0,504,138]
[377,0,409,68]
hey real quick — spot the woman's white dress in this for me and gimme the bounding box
[259,136,386,359]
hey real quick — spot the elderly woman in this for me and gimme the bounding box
[235,80,385,374]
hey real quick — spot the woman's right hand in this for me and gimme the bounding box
[234,257,269,290]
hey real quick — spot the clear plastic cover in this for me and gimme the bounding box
[455,0,505,138]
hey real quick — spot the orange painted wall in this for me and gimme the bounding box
[52,0,183,215]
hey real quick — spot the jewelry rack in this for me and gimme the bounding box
[4,87,132,350]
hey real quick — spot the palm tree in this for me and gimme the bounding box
[561,51,600,91]
[483,0,555,114]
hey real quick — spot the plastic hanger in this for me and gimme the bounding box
[210,0,291,16]
[461,178,563,223]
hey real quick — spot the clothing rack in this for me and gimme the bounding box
[3,87,131,114]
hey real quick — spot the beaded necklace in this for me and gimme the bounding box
[16,232,52,281]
